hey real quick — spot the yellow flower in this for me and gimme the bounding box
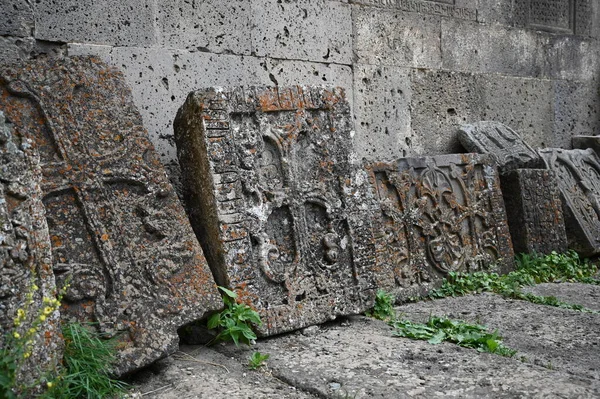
[13,332,21,339]
[47,382,53,388]
[32,284,39,291]
[39,315,46,322]
[23,352,31,359]
[43,307,53,315]
[28,328,36,335]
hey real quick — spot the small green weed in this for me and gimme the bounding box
[366,289,396,321]
[45,322,130,399]
[392,316,517,357]
[248,351,270,370]
[207,286,262,346]
[429,251,598,312]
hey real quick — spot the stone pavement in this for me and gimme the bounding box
[130,283,600,398]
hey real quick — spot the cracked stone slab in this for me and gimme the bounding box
[538,148,600,256]
[0,56,222,375]
[174,86,377,336]
[365,154,515,301]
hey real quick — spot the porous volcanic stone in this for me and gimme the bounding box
[0,56,222,375]
[365,154,515,301]
[174,86,377,336]
[458,121,542,173]
[538,148,600,256]
[0,111,62,394]
[500,169,567,255]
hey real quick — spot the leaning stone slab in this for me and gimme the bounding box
[365,154,515,301]
[0,111,62,394]
[572,135,600,157]
[500,169,568,255]
[0,56,222,375]
[174,86,377,336]
[538,148,600,256]
[458,121,542,173]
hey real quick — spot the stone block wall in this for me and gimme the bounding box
[2,0,599,184]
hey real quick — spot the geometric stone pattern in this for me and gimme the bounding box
[0,110,62,392]
[458,121,543,173]
[174,86,377,336]
[538,148,600,256]
[0,56,222,375]
[500,169,568,255]
[365,154,515,301]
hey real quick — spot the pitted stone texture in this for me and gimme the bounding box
[157,0,252,54]
[573,136,600,156]
[349,0,477,21]
[458,121,543,173]
[0,0,34,37]
[500,169,567,255]
[353,64,412,161]
[0,56,222,375]
[555,80,600,147]
[366,154,514,301]
[353,8,442,69]
[174,86,377,336]
[538,148,600,256]
[34,0,156,47]
[0,111,62,394]
[251,0,352,64]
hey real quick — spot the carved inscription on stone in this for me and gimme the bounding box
[538,148,600,256]
[0,111,62,392]
[366,154,514,301]
[500,169,567,255]
[174,86,377,336]
[458,121,543,173]
[0,56,221,375]
[529,0,573,32]
[349,0,477,21]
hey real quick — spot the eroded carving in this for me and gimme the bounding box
[366,154,514,301]
[0,56,221,375]
[458,121,542,173]
[175,86,377,335]
[539,148,600,255]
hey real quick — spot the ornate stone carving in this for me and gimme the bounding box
[538,148,600,256]
[174,86,377,335]
[0,56,221,375]
[458,121,542,173]
[0,110,62,393]
[366,154,514,300]
[500,169,568,255]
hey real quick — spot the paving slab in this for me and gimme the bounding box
[133,283,600,398]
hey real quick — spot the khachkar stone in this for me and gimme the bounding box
[0,111,62,393]
[538,148,600,256]
[572,136,600,157]
[174,86,377,336]
[458,121,542,173]
[500,169,568,255]
[0,56,222,375]
[365,154,515,301]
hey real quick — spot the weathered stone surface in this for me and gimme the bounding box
[0,56,222,375]
[0,111,62,392]
[573,136,600,156]
[0,107,62,393]
[458,121,543,173]
[500,169,567,255]
[538,148,600,256]
[349,0,477,21]
[365,154,514,301]
[0,0,34,37]
[174,86,377,336]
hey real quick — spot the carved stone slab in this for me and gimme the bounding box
[174,86,377,336]
[500,169,568,255]
[458,121,543,173]
[0,111,62,392]
[572,136,600,157]
[0,56,222,375]
[538,148,600,256]
[365,154,515,301]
